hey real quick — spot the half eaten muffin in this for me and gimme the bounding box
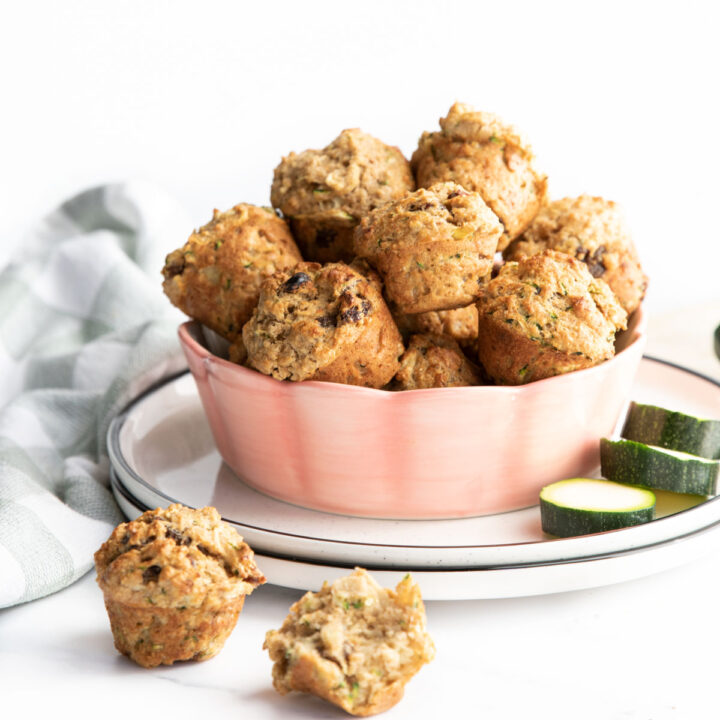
[264,568,435,716]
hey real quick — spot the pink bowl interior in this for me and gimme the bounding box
[178,308,647,519]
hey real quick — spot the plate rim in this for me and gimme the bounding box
[109,466,720,571]
[106,355,720,560]
[109,470,720,600]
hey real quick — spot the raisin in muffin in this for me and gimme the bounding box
[94,504,265,668]
[503,195,648,315]
[264,568,435,717]
[394,333,481,390]
[411,102,547,250]
[162,204,302,341]
[242,261,403,387]
[353,182,503,314]
[476,250,627,385]
[271,129,414,263]
[392,304,478,350]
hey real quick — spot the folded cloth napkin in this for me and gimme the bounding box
[0,182,191,608]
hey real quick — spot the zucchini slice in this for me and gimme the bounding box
[621,402,720,459]
[601,438,720,496]
[540,478,655,537]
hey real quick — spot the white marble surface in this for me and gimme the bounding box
[2,551,720,720]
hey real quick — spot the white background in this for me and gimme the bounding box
[2,2,720,719]
[2,0,720,314]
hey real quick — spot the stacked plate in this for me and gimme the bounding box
[108,357,720,600]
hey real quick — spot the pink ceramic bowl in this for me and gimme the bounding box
[179,307,646,519]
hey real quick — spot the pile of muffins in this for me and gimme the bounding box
[163,102,648,389]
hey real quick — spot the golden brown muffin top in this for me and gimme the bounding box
[354,181,502,255]
[162,204,302,340]
[410,103,548,246]
[412,102,539,174]
[439,102,532,151]
[505,195,636,272]
[504,196,648,315]
[395,333,480,390]
[264,568,435,716]
[479,250,627,360]
[270,128,414,220]
[243,261,398,382]
[95,504,265,610]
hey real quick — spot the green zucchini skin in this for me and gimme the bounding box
[540,478,655,537]
[621,402,720,459]
[601,438,720,496]
[540,501,653,537]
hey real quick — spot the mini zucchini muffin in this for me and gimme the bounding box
[264,568,435,717]
[353,182,503,314]
[94,504,266,668]
[395,333,481,390]
[162,204,302,341]
[271,129,415,263]
[392,303,478,350]
[242,261,404,387]
[503,195,648,315]
[476,250,627,385]
[411,102,548,250]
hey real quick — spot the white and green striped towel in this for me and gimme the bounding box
[0,182,190,608]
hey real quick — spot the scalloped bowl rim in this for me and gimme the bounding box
[178,304,647,396]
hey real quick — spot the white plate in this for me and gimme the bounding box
[110,470,720,600]
[108,357,720,570]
